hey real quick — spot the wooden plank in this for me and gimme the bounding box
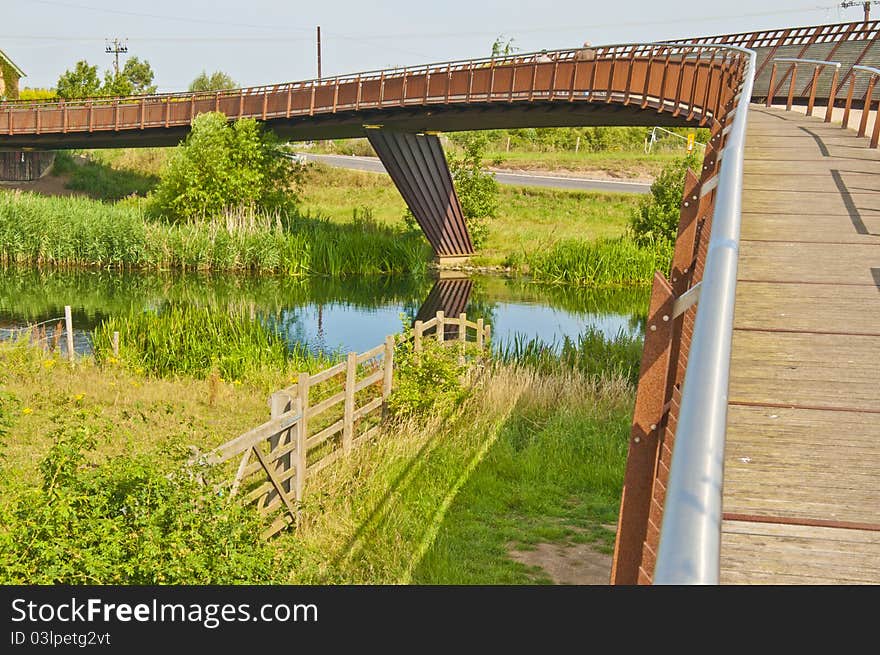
[251,446,298,521]
[354,370,384,393]
[305,389,346,420]
[239,439,298,480]
[352,424,381,446]
[737,241,880,286]
[343,352,356,453]
[243,465,298,505]
[207,408,301,463]
[352,396,383,421]
[305,418,344,450]
[306,446,344,476]
[357,343,385,364]
[306,359,347,386]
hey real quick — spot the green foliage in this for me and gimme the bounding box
[491,35,518,57]
[148,112,298,223]
[0,59,21,100]
[18,87,57,102]
[496,327,644,387]
[0,406,283,584]
[56,60,102,99]
[386,322,475,417]
[52,151,159,200]
[527,236,673,286]
[121,57,157,95]
[91,306,326,381]
[0,191,430,275]
[55,57,156,99]
[189,70,239,92]
[629,153,699,244]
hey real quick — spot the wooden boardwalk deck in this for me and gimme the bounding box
[720,106,880,584]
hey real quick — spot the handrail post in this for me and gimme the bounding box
[843,73,856,129]
[859,76,875,138]
[786,64,797,111]
[766,62,777,108]
[825,67,840,123]
[806,65,820,116]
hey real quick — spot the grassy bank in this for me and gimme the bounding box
[0,191,430,276]
[0,329,634,583]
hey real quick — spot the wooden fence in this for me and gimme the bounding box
[200,311,491,538]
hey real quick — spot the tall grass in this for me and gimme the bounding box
[527,236,672,286]
[496,327,644,387]
[0,191,431,275]
[92,306,335,382]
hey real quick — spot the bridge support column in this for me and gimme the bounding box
[366,129,474,263]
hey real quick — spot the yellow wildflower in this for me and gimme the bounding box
[22,407,33,415]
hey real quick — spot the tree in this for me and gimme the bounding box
[491,35,517,58]
[148,112,297,222]
[188,70,238,92]
[629,153,699,245]
[56,57,156,99]
[121,57,157,95]
[56,60,102,99]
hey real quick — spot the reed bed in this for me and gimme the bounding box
[92,306,335,383]
[0,191,430,276]
[526,236,672,286]
[496,326,644,387]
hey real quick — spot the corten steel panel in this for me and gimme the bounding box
[337,83,358,107]
[367,129,473,257]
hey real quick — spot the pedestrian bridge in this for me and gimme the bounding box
[1,20,878,583]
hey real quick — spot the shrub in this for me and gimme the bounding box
[629,153,699,244]
[0,408,283,584]
[386,321,477,417]
[148,112,299,223]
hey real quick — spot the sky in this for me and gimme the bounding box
[1,0,868,92]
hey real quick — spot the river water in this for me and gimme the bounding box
[0,269,648,356]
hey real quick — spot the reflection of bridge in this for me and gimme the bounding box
[2,20,879,584]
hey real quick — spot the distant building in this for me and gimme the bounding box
[0,48,56,182]
[0,47,25,100]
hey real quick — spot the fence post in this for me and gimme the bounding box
[111,331,119,358]
[436,311,445,342]
[484,323,491,348]
[383,335,394,399]
[476,318,484,349]
[270,391,293,495]
[296,373,310,506]
[458,313,467,343]
[414,320,423,353]
[343,352,356,455]
[64,305,74,363]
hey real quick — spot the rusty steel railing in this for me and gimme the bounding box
[843,65,880,146]
[0,42,748,142]
[765,57,841,119]
[609,43,755,586]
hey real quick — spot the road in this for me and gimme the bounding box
[296,153,651,194]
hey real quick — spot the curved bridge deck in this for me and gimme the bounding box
[721,106,880,583]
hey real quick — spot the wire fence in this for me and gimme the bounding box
[0,306,79,361]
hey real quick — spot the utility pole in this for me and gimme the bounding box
[105,37,128,76]
[840,1,877,22]
[316,26,322,80]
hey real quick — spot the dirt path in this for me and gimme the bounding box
[0,173,81,197]
[509,542,612,585]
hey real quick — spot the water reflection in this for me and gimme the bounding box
[0,269,648,355]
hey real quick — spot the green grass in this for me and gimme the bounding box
[0,191,431,276]
[525,236,673,286]
[92,306,335,384]
[411,367,632,584]
[52,151,159,201]
[299,164,643,268]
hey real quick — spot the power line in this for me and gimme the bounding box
[105,37,127,76]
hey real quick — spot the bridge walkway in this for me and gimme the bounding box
[720,105,880,584]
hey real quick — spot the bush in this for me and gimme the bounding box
[148,112,299,223]
[0,408,283,584]
[629,153,699,244]
[386,321,478,417]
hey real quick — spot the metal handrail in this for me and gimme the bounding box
[653,44,757,585]
[766,56,841,119]
[843,65,880,145]
[852,64,880,75]
[0,41,743,112]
